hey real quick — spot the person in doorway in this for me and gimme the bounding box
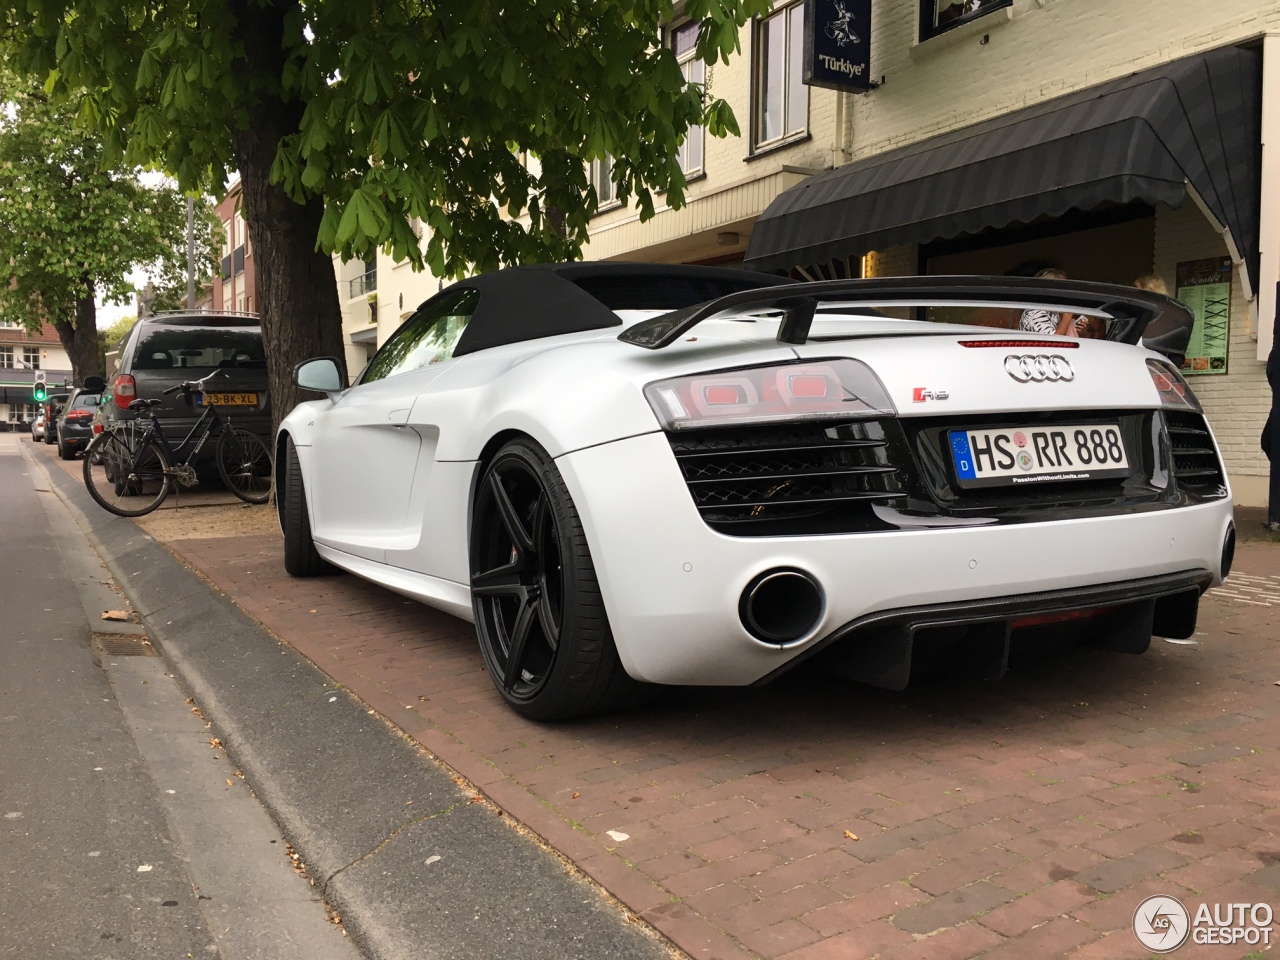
[1134,274,1170,296]
[1020,268,1085,336]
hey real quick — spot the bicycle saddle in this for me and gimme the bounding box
[127,398,164,411]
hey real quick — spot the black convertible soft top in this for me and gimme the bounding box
[427,262,793,357]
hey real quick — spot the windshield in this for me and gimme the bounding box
[133,327,266,370]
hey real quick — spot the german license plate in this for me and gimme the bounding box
[198,392,258,407]
[949,424,1129,488]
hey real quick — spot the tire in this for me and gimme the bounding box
[83,432,171,517]
[470,436,637,721]
[44,426,55,445]
[57,435,74,460]
[280,436,333,577]
[217,427,272,504]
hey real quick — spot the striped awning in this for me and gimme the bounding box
[745,45,1262,294]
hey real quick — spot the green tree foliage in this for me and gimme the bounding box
[0,73,218,382]
[98,313,138,372]
[2,0,768,422]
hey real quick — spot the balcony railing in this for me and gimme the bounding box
[347,270,377,299]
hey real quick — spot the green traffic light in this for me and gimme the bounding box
[33,386,46,402]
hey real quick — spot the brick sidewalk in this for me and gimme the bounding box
[144,523,1279,960]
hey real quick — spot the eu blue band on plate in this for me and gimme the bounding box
[950,431,977,480]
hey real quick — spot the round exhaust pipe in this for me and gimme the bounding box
[739,568,824,644]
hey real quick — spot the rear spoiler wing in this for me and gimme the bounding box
[617,276,1195,362]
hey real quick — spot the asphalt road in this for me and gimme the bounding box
[0,433,361,960]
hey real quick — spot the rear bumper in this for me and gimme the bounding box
[557,431,1235,686]
[760,569,1213,689]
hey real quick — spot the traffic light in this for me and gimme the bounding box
[33,370,47,403]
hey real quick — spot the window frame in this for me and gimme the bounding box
[668,19,706,179]
[22,347,39,369]
[0,346,13,368]
[589,155,621,212]
[750,1,809,154]
[918,0,1013,42]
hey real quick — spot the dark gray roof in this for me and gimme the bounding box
[435,262,793,357]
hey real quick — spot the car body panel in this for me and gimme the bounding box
[554,431,1229,684]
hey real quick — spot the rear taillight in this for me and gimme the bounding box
[66,411,92,421]
[92,423,104,434]
[644,359,896,431]
[113,374,136,400]
[1146,359,1199,411]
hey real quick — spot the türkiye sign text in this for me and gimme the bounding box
[803,0,874,93]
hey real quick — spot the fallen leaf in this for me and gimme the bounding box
[185,698,194,705]
[208,738,222,749]
[571,792,580,799]
[417,695,429,701]
[844,830,859,841]
[101,610,129,621]
[234,771,244,779]
[226,779,234,787]
[1274,680,1280,686]
[309,609,317,614]
[468,795,483,803]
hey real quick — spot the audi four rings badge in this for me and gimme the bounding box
[1004,354,1076,383]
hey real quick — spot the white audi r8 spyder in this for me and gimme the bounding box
[276,264,1235,720]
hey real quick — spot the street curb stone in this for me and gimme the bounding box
[32,451,674,960]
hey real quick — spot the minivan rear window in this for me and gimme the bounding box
[70,393,100,411]
[132,327,266,370]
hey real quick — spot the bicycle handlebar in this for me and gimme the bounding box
[161,369,226,396]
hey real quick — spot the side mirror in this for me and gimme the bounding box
[82,375,106,393]
[294,357,345,397]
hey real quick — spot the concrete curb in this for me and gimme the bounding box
[31,449,674,960]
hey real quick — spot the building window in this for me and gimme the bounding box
[753,2,807,150]
[590,156,619,208]
[670,21,705,177]
[221,218,234,280]
[23,348,39,369]
[0,346,13,368]
[920,0,1011,41]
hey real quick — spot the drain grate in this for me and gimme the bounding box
[93,634,159,657]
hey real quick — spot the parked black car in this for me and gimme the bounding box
[42,393,69,445]
[56,386,103,459]
[99,312,271,471]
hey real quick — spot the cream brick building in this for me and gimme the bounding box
[582,0,1280,508]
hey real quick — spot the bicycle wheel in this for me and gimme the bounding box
[83,431,172,517]
[216,427,272,504]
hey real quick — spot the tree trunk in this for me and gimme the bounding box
[228,0,346,437]
[52,295,105,386]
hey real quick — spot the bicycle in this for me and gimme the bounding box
[83,369,273,517]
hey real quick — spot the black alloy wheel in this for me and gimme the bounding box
[470,437,635,720]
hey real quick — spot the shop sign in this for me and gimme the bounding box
[803,0,875,93]
[1176,257,1232,375]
